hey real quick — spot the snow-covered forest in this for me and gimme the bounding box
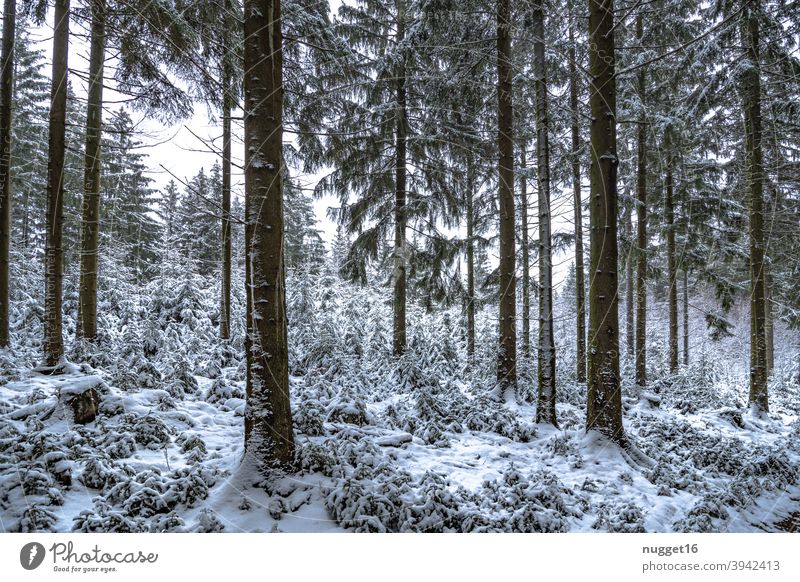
[1,0,799,534]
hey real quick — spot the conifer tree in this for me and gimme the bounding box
[586,0,623,440]
[0,0,15,348]
[496,0,516,396]
[242,0,294,469]
[43,0,70,367]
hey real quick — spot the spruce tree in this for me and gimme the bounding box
[242,0,294,470]
[586,0,623,440]
[0,0,15,348]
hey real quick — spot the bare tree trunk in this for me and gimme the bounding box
[496,0,516,396]
[635,12,648,387]
[466,157,475,359]
[0,0,15,349]
[741,7,768,413]
[765,267,773,377]
[44,0,70,367]
[682,269,689,367]
[568,4,586,384]
[78,0,105,341]
[624,204,634,357]
[532,1,556,425]
[519,145,530,358]
[243,0,294,469]
[586,0,623,441]
[220,2,232,341]
[392,0,407,357]
[665,143,678,373]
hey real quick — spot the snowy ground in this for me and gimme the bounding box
[1,271,798,532]
[2,362,799,533]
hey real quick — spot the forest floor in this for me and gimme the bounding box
[2,361,799,533]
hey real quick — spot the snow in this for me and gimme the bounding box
[1,267,799,533]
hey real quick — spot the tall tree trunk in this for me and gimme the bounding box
[519,145,530,358]
[243,0,294,469]
[664,135,678,373]
[741,6,768,413]
[78,0,106,341]
[682,269,689,367]
[765,266,773,377]
[44,0,70,366]
[532,1,556,425]
[568,4,586,384]
[220,1,232,341]
[635,13,648,387]
[496,0,516,396]
[392,0,407,357]
[586,0,623,440]
[466,157,475,359]
[624,203,634,357]
[0,0,15,349]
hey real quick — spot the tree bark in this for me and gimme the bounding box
[220,0,232,341]
[496,0,516,396]
[519,145,530,358]
[243,0,294,469]
[466,157,475,359]
[392,0,407,357]
[44,0,70,366]
[665,134,678,373]
[635,12,648,386]
[742,5,768,413]
[624,203,634,357]
[0,0,15,348]
[765,266,773,377]
[532,1,556,425]
[682,269,689,367]
[78,0,106,341]
[568,4,586,384]
[586,0,623,440]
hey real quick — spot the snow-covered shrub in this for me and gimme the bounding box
[162,357,199,398]
[122,414,172,449]
[18,505,58,532]
[192,508,225,532]
[473,466,580,533]
[204,377,244,405]
[21,466,54,496]
[399,471,464,532]
[464,394,536,442]
[177,434,207,456]
[72,499,148,533]
[294,441,337,475]
[325,387,369,426]
[293,389,325,436]
[324,475,406,532]
[592,501,646,532]
[673,496,729,533]
[149,511,185,532]
[164,466,217,508]
[135,360,162,389]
